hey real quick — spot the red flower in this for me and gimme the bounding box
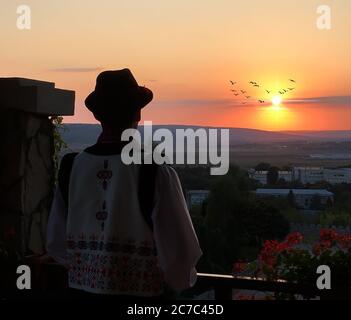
[312,243,322,256]
[313,240,332,255]
[259,240,280,267]
[277,242,290,252]
[320,229,338,242]
[260,254,277,267]
[285,232,303,246]
[320,240,332,249]
[337,234,351,249]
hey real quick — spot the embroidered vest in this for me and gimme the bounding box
[66,151,164,296]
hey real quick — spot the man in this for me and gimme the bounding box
[47,69,202,298]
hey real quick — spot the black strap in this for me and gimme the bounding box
[58,152,79,214]
[138,162,159,231]
[57,151,159,232]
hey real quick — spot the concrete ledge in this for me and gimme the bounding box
[0,77,75,116]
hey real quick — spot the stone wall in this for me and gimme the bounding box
[0,77,74,256]
[0,108,54,254]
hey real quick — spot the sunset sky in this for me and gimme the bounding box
[1,0,351,130]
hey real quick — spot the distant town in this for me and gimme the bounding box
[187,166,351,211]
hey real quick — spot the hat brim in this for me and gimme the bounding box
[85,86,153,114]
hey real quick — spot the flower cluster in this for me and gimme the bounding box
[258,232,303,270]
[256,229,351,286]
[232,229,351,299]
[312,228,351,255]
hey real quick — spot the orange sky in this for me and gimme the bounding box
[1,0,351,130]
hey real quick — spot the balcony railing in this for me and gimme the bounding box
[193,273,351,300]
[4,260,349,300]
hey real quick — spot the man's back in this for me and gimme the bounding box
[66,149,162,296]
[47,69,202,298]
[47,143,202,297]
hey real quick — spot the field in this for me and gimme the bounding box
[229,141,351,169]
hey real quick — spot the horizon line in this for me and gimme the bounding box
[62,122,351,133]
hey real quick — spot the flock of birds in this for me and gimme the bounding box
[229,79,297,104]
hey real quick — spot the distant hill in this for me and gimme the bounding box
[60,124,351,151]
[281,130,351,141]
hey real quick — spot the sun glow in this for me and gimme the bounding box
[272,95,282,107]
[257,105,296,130]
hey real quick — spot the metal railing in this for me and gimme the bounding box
[193,273,350,300]
[9,260,350,300]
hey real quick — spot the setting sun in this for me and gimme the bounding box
[272,95,282,107]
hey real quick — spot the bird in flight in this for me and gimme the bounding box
[288,88,295,91]
[289,79,296,83]
[254,84,260,87]
[245,96,250,99]
[231,89,237,92]
[266,90,271,94]
[249,81,257,84]
[258,100,265,103]
[230,80,237,85]
[241,90,246,94]
[234,93,239,96]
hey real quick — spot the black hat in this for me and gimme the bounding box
[85,69,153,122]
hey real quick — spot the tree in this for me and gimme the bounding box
[267,166,279,185]
[310,194,322,210]
[198,166,289,274]
[255,162,271,171]
[287,190,296,207]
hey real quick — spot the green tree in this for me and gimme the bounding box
[255,162,271,171]
[287,190,295,207]
[310,194,322,210]
[197,166,289,274]
[267,166,279,185]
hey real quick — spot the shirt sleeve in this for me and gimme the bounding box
[152,165,203,292]
[46,186,69,267]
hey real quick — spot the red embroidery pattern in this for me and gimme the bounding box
[97,160,113,191]
[96,201,108,231]
[96,160,112,231]
[67,237,163,295]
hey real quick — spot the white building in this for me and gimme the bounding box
[249,166,351,185]
[255,188,334,210]
[248,169,268,185]
[324,168,351,184]
[278,171,293,182]
[292,167,324,184]
[248,170,292,185]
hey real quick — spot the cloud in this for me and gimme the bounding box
[286,96,351,106]
[154,96,351,109]
[49,67,103,73]
[155,98,255,108]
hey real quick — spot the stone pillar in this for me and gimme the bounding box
[0,78,74,255]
